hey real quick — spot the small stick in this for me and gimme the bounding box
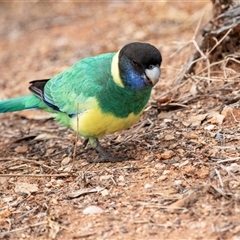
[0,173,70,177]
[214,168,224,187]
[0,221,47,238]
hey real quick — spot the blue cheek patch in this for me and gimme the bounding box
[122,61,147,90]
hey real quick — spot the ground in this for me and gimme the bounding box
[0,2,240,240]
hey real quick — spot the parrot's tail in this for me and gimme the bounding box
[0,94,42,113]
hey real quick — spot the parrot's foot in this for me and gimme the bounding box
[85,137,128,163]
[87,154,126,163]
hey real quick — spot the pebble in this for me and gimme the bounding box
[164,134,175,141]
[161,150,174,159]
[144,183,152,189]
[83,205,103,214]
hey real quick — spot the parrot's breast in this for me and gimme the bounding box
[70,107,142,138]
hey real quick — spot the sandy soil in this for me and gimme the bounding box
[0,2,240,240]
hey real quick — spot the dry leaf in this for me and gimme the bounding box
[34,133,58,141]
[226,163,240,173]
[68,187,105,199]
[208,111,225,125]
[45,148,56,156]
[100,175,113,181]
[101,189,109,197]
[158,111,174,120]
[62,163,73,172]
[167,186,209,212]
[182,114,208,127]
[14,182,39,195]
[0,208,12,218]
[0,177,8,185]
[204,124,215,130]
[221,106,233,117]
[2,196,13,203]
[48,218,61,239]
[61,156,72,166]
[154,96,172,104]
[187,132,198,139]
[158,175,168,181]
[190,84,198,96]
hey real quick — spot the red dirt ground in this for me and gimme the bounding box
[1,2,240,240]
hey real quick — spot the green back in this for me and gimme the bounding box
[43,52,151,118]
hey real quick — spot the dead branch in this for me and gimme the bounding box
[182,1,240,80]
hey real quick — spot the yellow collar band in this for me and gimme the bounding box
[111,51,124,88]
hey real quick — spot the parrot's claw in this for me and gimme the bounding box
[87,151,128,163]
[82,139,89,148]
[86,155,126,163]
[85,137,128,163]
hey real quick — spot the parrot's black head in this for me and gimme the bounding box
[118,42,162,90]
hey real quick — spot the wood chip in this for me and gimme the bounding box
[160,150,175,159]
[14,145,28,153]
[14,182,39,195]
[164,134,175,141]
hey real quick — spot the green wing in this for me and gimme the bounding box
[43,52,114,115]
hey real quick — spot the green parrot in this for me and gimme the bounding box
[0,42,162,162]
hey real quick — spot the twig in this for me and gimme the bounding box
[0,221,47,238]
[169,10,204,59]
[215,146,240,150]
[229,108,240,123]
[19,159,54,170]
[0,157,53,170]
[74,232,96,238]
[208,28,232,55]
[219,165,239,181]
[213,157,240,164]
[191,39,207,60]
[214,168,224,187]
[18,206,40,220]
[0,173,70,177]
[0,196,28,211]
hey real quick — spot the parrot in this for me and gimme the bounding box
[0,42,162,162]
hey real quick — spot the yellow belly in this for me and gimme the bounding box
[70,107,141,138]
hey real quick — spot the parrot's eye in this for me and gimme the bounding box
[132,59,137,65]
[148,65,155,70]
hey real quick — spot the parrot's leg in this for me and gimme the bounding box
[86,137,126,163]
[82,139,89,148]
